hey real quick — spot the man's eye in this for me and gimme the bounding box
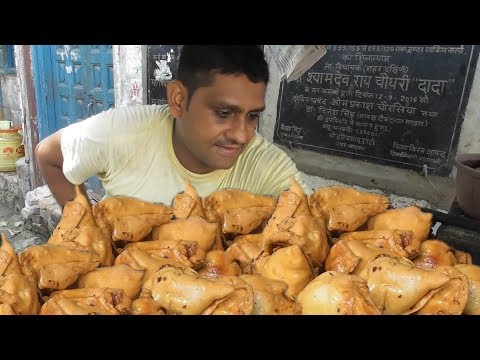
[216,110,230,118]
[249,113,260,121]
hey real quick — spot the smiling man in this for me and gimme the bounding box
[35,45,311,207]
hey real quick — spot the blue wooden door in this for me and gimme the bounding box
[33,45,114,193]
[49,45,114,131]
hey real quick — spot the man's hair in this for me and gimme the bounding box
[177,45,269,103]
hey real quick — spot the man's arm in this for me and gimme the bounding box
[35,129,77,207]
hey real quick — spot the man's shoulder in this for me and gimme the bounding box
[244,133,290,159]
[94,104,172,132]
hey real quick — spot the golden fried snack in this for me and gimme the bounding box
[308,186,389,232]
[48,201,85,244]
[131,297,165,315]
[61,225,114,266]
[363,256,450,314]
[112,215,154,242]
[367,206,432,245]
[127,239,205,270]
[151,216,219,251]
[77,264,144,300]
[262,177,312,240]
[150,266,235,315]
[114,246,188,296]
[222,206,275,234]
[202,276,254,315]
[288,175,313,217]
[240,274,301,314]
[297,271,380,315]
[92,196,173,238]
[74,185,97,227]
[413,240,460,270]
[203,189,276,226]
[416,266,468,315]
[197,250,242,280]
[455,264,480,315]
[40,288,131,315]
[325,237,401,278]
[454,250,472,265]
[260,214,329,268]
[335,229,419,259]
[113,213,177,242]
[0,232,23,276]
[225,234,263,273]
[262,191,299,240]
[253,245,314,298]
[0,303,16,315]
[172,178,206,219]
[18,243,100,290]
[0,273,40,315]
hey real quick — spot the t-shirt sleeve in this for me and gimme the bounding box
[60,111,113,185]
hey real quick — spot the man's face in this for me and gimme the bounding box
[172,73,266,174]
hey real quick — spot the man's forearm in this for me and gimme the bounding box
[39,163,76,208]
[35,129,77,208]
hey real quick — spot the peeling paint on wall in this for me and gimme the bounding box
[0,76,22,126]
[113,45,143,107]
[129,80,141,103]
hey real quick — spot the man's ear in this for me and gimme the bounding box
[167,80,187,118]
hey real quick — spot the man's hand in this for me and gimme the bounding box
[35,129,76,208]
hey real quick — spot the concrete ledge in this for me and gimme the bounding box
[279,145,456,210]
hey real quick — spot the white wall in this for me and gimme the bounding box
[0,74,22,127]
[113,45,144,107]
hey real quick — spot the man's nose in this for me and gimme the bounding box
[227,116,251,144]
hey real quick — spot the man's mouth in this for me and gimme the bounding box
[215,144,243,157]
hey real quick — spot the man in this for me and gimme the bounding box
[35,45,311,208]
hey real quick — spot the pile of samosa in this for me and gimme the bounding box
[1,177,479,315]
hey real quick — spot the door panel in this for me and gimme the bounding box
[49,45,114,132]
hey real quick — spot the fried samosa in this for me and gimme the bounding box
[253,245,314,298]
[131,297,165,315]
[203,189,276,226]
[172,178,206,219]
[92,196,173,239]
[308,186,389,232]
[0,232,23,276]
[127,239,205,269]
[61,225,114,266]
[225,234,263,273]
[335,229,419,259]
[363,256,450,314]
[151,216,219,251]
[0,273,40,315]
[415,266,468,315]
[77,264,144,300]
[455,264,480,315]
[297,271,380,315]
[197,250,242,280]
[202,276,254,315]
[18,243,100,290]
[367,206,432,245]
[240,274,302,314]
[414,239,465,270]
[40,288,131,315]
[150,266,235,315]
[325,237,402,278]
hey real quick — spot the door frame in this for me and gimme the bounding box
[31,45,57,140]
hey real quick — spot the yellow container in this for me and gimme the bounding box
[0,128,24,172]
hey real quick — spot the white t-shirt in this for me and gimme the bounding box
[61,104,311,205]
